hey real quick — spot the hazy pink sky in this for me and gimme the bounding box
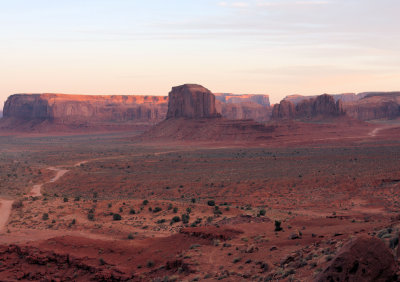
[1,0,399,106]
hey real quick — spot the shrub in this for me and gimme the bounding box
[88,213,95,221]
[146,260,154,268]
[173,207,178,213]
[129,208,136,214]
[143,200,149,205]
[274,220,283,231]
[171,216,180,223]
[186,207,192,213]
[127,233,134,240]
[42,213,49,220]
[259,209,266,216]
[63,197,68,203]
[153,207,162,213]
[191,198,196,203]
[113,214,122,221]
[207,200,215,206]
[182,214,190,224]
[74,196,80,201]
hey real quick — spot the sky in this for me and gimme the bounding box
[1,0,400,106]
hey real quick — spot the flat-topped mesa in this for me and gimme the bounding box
[272,94,345,120]
[166,84,221,119]
[3,93,168,124]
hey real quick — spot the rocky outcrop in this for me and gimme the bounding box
[216,101,271,122]
[215,93,271,122]
[2,93,168,125]
[166,84,220,119]
[343,92,400,120]
[272,94,344,120]
[272,100,296,120]
[143,84,276,142]
[215,93,270,106]
[316,236,397,282]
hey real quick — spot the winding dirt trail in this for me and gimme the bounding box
[0,150,189,235]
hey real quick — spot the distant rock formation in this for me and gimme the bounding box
[215,93,271,122]
[166,84,220,119]
[215,93,270,106]
[0,110,2,118]
[1,94,168,131]
[271,100,296,120]
[343,92,400,120]
[272,94,344,120]
[142,84,276,142]
[316,236,397,281]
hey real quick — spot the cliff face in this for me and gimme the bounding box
[215,93,271,122]
[3,94,168,124]
[272,94,344,120]
[343,92,400,120]
[215,93,270,106]
[166,84,220,119]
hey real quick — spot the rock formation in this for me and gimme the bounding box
[316,236,397,281]
[142,84,276,142]
[343,92,400,120]
[2,93,168,128]
[215,93,271,122]
[215,93,270,106]
[272,94,344,120]
[166,84,220,119]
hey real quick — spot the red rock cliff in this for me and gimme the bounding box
[272,94,344,120]
[3,93,168,124]
[166,84,220,119]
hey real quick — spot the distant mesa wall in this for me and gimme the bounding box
[276,92,400,121]
[215,93,271,122]
[215,93,270,106]
[343,92,400,120]
[272,94,344,120]
[3,93,168,124]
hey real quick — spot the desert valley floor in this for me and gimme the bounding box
[0,120,400,281]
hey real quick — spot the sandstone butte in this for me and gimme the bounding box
[1,88,400,131]
[166,84,221,119]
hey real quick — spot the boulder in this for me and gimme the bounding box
[316,236,397,282]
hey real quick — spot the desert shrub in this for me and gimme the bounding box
[182,214,190,224]
[167,204,173,210]
[108,203,112,208]
[186,207,192,213]
[129,208,136,214]
[42,213,49,220]
[63,197,68,202]
[74,196,80,201]
[153,207,162,213]
[12,200,23,209]
[71,219,76,225]
[99,258,105,265]
[207,200,215,206]
[275,220,283,231]
[232,257,241,263]
[127,233,134,240]
[113,213,122,221]
[147,260,154,267]
[214,206,222,215]
[171,216,180,223]
[88,213,95,221]
[143,200,149,205]
[173,207,178,213]
[157,219,166,224]
[191,198,196,203]
[119,207,123,212]
[259,209,266,216]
